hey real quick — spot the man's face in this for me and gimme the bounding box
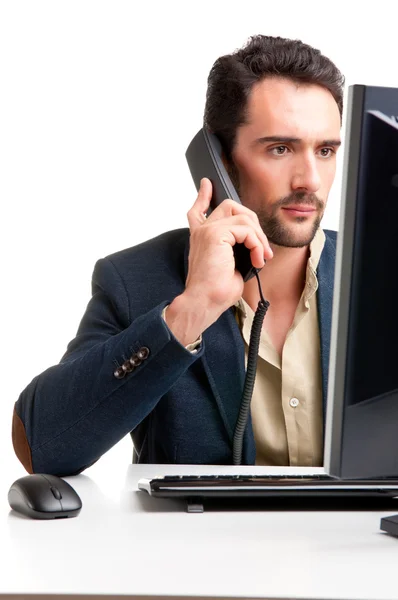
[231,77,341,248]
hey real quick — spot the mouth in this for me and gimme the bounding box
[282,206,317,216]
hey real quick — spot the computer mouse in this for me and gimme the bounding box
[8,473,82,519]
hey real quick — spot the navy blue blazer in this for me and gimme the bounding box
[13,228,337,476]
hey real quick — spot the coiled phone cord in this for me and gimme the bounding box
[232,270,270,465]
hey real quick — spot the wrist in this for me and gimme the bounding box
[165,293,214,347]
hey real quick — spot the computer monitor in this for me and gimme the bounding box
[325,84,398,479]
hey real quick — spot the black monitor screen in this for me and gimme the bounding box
[326,85,398,479]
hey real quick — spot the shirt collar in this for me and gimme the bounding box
[308,227,326,273]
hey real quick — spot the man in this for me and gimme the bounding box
[12,35,344,475]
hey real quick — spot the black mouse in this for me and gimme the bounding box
[8,473,82,519]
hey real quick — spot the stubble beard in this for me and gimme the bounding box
[257,192,324,248]
[227,164,325,248]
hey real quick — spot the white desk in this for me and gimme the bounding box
[1,463,398,599]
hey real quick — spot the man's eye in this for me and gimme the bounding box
[270,145,288,156]
[319,148,334,158]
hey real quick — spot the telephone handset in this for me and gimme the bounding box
[185,128,261,282]
[185,128,270,466]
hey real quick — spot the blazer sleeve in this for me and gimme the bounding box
[12,256,203,476]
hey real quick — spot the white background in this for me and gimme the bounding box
[2,0,398,485]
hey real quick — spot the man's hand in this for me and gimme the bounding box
[165,178,273,347]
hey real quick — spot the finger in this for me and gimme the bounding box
[219,214,273,259]
[187,178,213,230]
[207,198,260,226]
[207,199,273,259]
[220,225,271,269]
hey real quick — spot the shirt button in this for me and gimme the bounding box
[289,397,299,408]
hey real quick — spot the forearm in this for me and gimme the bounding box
[13,303,203,476]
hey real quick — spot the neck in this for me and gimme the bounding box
[243,243,310,307]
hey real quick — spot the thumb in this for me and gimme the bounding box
[197,177,213,214]
[187,178,213,229]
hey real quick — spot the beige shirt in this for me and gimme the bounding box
[235,228,326,467]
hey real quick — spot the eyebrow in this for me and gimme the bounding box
[255,136,342,147]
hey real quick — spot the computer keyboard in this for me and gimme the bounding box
[160,473,334,482]
[138,474,398,496]
[138,473,398,508]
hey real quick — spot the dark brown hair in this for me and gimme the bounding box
[204,35,345,160]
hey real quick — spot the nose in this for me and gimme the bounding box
[291,154,321,194]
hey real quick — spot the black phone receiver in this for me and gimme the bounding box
[185,128,262,282]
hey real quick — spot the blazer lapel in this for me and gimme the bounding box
[183,235,253,462]
[316,230,337,426]
[201,309,246,442]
